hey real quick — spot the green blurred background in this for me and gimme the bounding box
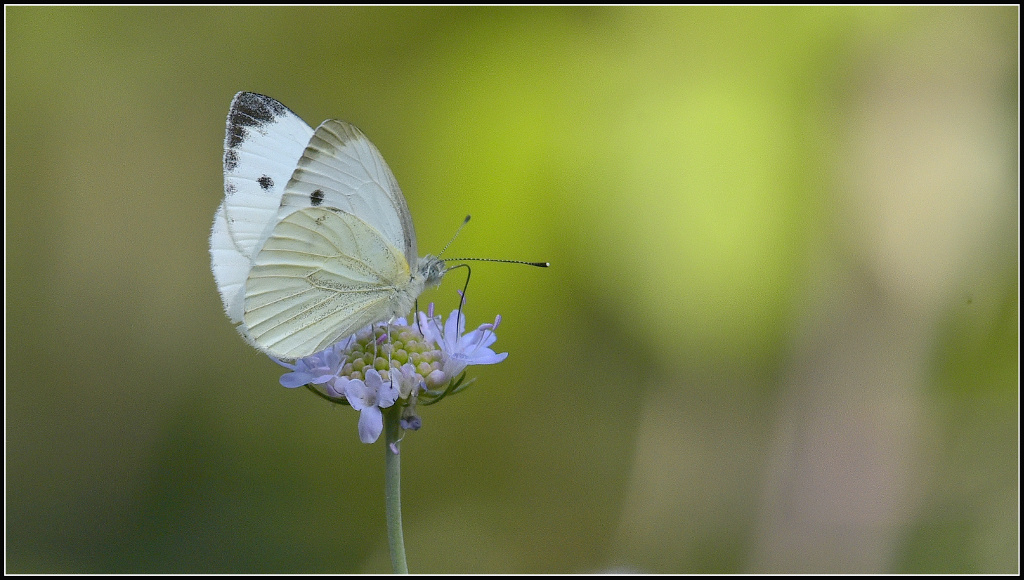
[5,6,1018,573]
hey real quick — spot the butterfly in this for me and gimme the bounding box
[210,92,445,361]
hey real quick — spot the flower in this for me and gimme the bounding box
[275,339,350,388]
[392,362,426,399]
[273,299,507,444]
[419,308,508,378]
[344,369,400,443]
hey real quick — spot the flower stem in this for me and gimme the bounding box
[383,405,408,574]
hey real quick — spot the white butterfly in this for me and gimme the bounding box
[210,92,445,361]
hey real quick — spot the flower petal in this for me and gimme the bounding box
[345,379,373,411]
[280,371,313,388]
[467,351,507,365]
[357,405,384,443]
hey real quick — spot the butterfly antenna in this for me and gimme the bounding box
[437,215,472,258]
[444,257,550,268]
[439,215,550,268]
[434,216,548,329]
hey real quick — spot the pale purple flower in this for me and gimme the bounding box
[274,340,349,388]
[345,369,400,444]
[419,309,508,378]
[392,362,426,399]
[273,301,507,444]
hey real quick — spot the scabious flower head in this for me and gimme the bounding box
[334,319,440,389]
[275,301,507,444]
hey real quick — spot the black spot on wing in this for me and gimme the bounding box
[257,175,274,191]
[310,189,325,206]
[225,182,237,195]
[225,92,292,150]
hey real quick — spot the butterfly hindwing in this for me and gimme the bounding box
[244,207,419,360]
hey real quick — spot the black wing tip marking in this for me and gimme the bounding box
[224,91,303,154]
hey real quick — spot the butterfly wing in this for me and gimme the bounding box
[212,92,315,331]
[214,97,431,360]
[278,119,419,267]
[223,92,316,257]
[244,207,420,360]
[210,203,252,324]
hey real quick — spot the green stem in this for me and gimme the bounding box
[383,405,408,574]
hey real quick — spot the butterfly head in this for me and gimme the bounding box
[418,255,447,288]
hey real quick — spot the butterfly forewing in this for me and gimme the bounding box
[279,120,419,266]
[223,92,315,259]
[244,207,416,360]
[212,92,315,328]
